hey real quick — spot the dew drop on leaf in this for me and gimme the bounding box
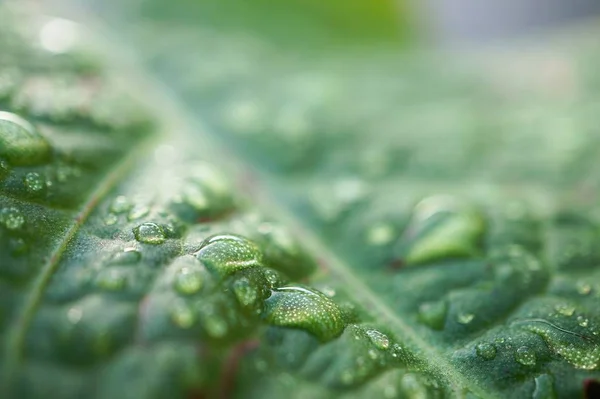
[133,222,166,245]
[174,267,203,295]
[171,300,195,329]
[475,342,497,360]
[24,171,44,192]
[365,329,390,350]
[104,213,118,226]
[0,206,25,230]
[110,247,141,265]
[233,277,258,307]
[0,111,51,166]
[457,312,475,325]
[196,234,262,277]
[128,204,150,221]
[110,195,132,214]
[515,346,536,366]
[417,300,447,330]
[263,285,346,341]
[554,303,575,317]
[96,269,126,291]
[203,313,228,338]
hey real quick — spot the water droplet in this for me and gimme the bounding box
[533,374,555,399]
[67,307,82,324]
[0,207,25,230]
[232,277,258,307]
[417,300,447,330]
[24,172,44,192]
[367,223,395,246]
[110,195,132,214]
[96,269,126,291]
[174,267,203,295]
[576,281,592,296]
[104,213,118,226]
[555,303,575,317]
[110,247,141,265]
[203,312,228,338]
[0,111,51,166]
[365,329,390,350]
[128,204,150,221]
[133,222,166,245]
[171,300,195,329]
[515,346,536,366]
[457,312,475,325]
[396,196,485,265]
[264,286,346,341]
[262,268,283,288]
[196,234,262,277]
[476,343,497,360]
[9,237,27,255]
[577,316,589,328]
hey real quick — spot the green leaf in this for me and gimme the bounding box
[1,2,600,399]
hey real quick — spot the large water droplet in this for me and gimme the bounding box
[396,196,485,265]
[417,300,447,330]
[133,222,166,245]
[196,234,262,277]
[0,207,25,230]
[24,171,44,192]
[515,346,536,366]
[476,343,497,360]
[174,267,203,295]
[366,329,390,350]
[0,111,51,165]
[263,285,346,341]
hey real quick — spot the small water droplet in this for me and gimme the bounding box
[417,300,447,330]
[367,223,395,246]
[133,222,165,245]
[515,346,536,366]
[67,307,82,324]
[457,312,475,325]
[232,277,258,307]
[110,195,132,214]
[24,172,44,192]
[576,281,592,296]
[476,343,497,360]
[110,247,141,265]
[128,204,150,221]
[365,329,390,350]
[204,313,228,338]
[196,234,262,277]
[96,269,126,291]
[577,316,589,327]
[0,111,51,166]
[0,207,25,230]
[174,267,203,295]
[171,300,195,329]
[104,213,118,226]
[555,303,575,317]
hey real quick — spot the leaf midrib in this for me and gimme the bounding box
[25,5,500,398]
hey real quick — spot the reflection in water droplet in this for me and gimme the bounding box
[515,346,536,366]
[24,172,44,192]
[134,222,165,244]
[366,329,390,350]
[0,207,25,230]
[174,267,203,295]
[171,300,195,329]
[264,286,346,341]
[476,343,497,360]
